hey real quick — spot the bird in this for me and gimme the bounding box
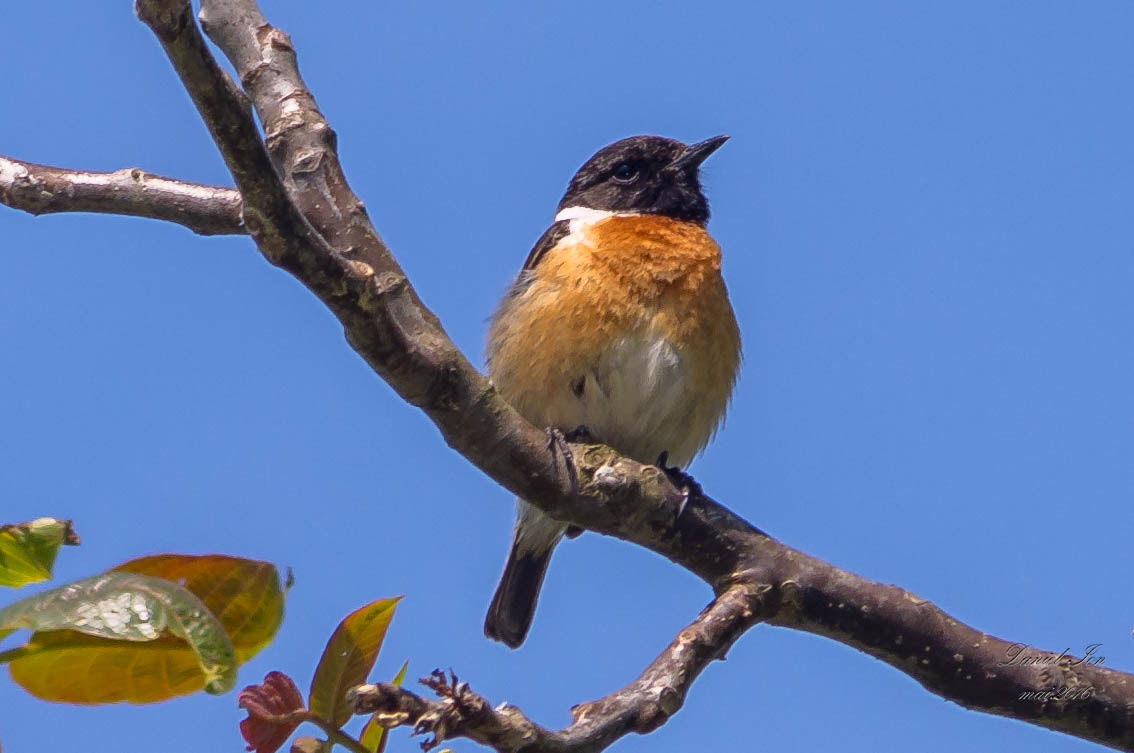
[483,134,741,648]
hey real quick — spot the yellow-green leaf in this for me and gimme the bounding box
[0,571,236,696]
[0,554,285,704]
[4,631,221,703]
[114,554,285,662]
[309,597,400,728]
[0,518,79,588]
[359,659,409,753]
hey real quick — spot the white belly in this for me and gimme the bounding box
[538,330,703,468]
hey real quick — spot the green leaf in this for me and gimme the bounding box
[359,660,409,753]
[0,518,79,588]
[309,597,401,728]
[113,553,285,664]
[0,570,236,695]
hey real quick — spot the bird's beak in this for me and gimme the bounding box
[669,135,729,172]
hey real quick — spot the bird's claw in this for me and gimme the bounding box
[546,427,579,493]
[549,428,592,538]
[655,451,702,523]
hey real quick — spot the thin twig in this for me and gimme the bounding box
[350,584,765,752]
[0,155,243,236]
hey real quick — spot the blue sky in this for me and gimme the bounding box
[2,2,1133,751]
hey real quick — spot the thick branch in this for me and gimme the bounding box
[0,1,1124,751]
[0,156,243,236]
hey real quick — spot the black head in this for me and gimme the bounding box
[556,135,728,225]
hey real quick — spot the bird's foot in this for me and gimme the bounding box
[546,427,579,493]
[656,450,703,522]
[548,427,596,539]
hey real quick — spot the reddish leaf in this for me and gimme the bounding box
[238,671,305,753]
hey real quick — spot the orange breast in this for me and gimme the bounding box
[488,214,741,465]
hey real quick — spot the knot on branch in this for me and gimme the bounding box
[348,680,424,717]
[347,682,418,730]
[257,24,294,54]
[0,169,50,213]
[575,450,685,536]
[637,685,683,732]
[290,147,325,176]
[134,0,191,39]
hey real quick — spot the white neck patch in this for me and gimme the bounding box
[554,206,619,224]
[553,206,644,241]
[554,206,641,237]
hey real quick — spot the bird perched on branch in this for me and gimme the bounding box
[484,135,741,647]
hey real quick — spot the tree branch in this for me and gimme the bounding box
[2,0,1130,750]
[349,584,764,753]
[0,155,243,236]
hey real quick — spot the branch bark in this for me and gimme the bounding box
[0,156,243,236]
[2,1,1131,751]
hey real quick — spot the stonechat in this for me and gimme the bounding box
[484,135,741,647]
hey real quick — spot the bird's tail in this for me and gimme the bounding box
[484,502,564,648]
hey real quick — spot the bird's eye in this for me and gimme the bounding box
[611,162,638,183]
